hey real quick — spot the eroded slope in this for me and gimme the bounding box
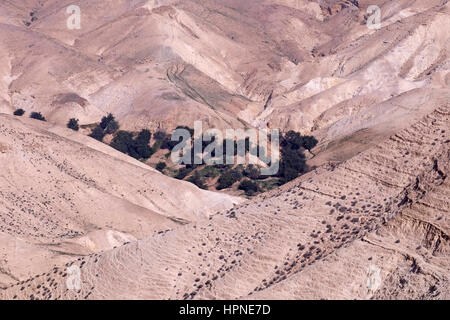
[2,101,447,300]
[0,115,240,286]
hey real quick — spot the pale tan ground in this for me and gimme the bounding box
[0,115,240,286]
[1,0,448,137]
[0,0,449,300]
[1,102,448,300]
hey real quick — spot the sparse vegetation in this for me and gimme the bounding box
[100,113,119,135]
[217,169,243,190]
[67,118,79,131]
[110,129,153,160]
[188,171,207,189]
[30,112,46,121]
[89,126,106,142]
[83,122,317,196]
[13,109,25,116]
[89,113,122,143]
[156,161,167,172]
[238,179,259,196]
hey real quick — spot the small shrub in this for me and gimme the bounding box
[244,164,261,180]
[188,171,207,189]
[30,112,46,121]
[156,162,167,172]
[13,109,25,116]
[89,126,105,142]
[238,179,259,196]
[100,113,119,134]
[153,130,167,141]
[134,129,153,159]
[175,167,193,180]
[217,169,242,190]
[67,118,79,131]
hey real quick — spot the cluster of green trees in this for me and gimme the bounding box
[163,129,318,195]
[67,113,154,161]
[13,108,319,195]
[14,105,319,196]
[278,131,318,183]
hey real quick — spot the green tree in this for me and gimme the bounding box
[156,162,167,172]
[244,164,261,180]
[301,136,318,153]
[281,131,302,150]
[13,109,25,116]
[238,179,259,196]
[110,129,154,160]
[100,113,114,129]
[110,130,134,154]
[100,113,119,134]
[279,147,307,183]
[30,112,46,121]
[175,167,193,180]
[67,118,79,131]
[217,169,242,190]
[89,126,106,142]
[134,129,153,159]
[153,130,167,141]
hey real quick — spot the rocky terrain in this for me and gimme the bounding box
[0,115,240,286]
[1,0,448,135]
[1,97,448,300]
[0,0,449,300]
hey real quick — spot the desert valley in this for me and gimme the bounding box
[0,0,449,300]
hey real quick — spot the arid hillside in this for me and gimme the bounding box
[0,0,449,300]
[1,0,448,138]
[0,114,240,286]
[1,100,448,300]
